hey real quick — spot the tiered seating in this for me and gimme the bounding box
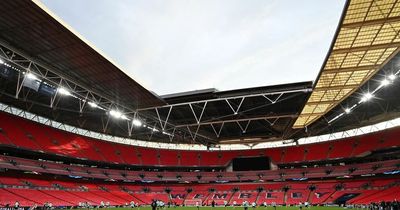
[0,132,12,145]
[352,137,379,157]
[67,191,112,205]
[18,120,59,154]
[159,150,178,166]
[350,186,400,203]
[263,148,283,163]
[258,191,285,205]
[0,113,42,151]
[0,188,34,207]
[323,190,363,204]
[0,175,399,207]
[305,143,329,161]
[4,188,70,206]
[0,177,22,186]
[285,184,310,205]
[180,151,199,166]
[134,193,169,204]
[23,178,53,187]
[137,147,158,165]
[1,154,398,182]
[36,190,83,206]
[230,191,257,205]
[206,192,233,205]
[329,139,356,159]
[115,145,140,165]
[88,190,130,205]
[380,128,400,148]
[198,151,219,166]
[283,146,306,163]
[217,151,238,166]
[0,111,399,167]
[168,187,186,205]
[308,181,349,204]
[90,140,121,163]
[309,189,335,204]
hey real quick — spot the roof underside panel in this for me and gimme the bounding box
[293,0,400,128]
[0,0,164,109]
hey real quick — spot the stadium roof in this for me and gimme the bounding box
[1,0,400,146]
[294,0,400,128]
[0,0,164,110]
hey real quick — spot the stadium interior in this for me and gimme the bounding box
[0,0,399,208]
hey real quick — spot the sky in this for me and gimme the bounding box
[40,0,346,96]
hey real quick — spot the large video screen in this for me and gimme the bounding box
[232,156,270,171]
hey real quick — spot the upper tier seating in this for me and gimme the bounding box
[0,111,399,167]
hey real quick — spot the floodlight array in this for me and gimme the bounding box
[0,59,174,137]
[328,71,399,124]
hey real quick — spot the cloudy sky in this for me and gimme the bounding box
[40,0,345,96]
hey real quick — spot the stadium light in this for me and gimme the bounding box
[25,72,40,81]
[0,58,3,64]
[88,101,98,108]
[132,118,142,127]
[109,110,128,120]
[58,87,72,96]
[361,93,373,102]
[109,110,123,118]
[388,74,396,81]
[381,79,390,86]
[25,73,38,80]
[328,70,400,125]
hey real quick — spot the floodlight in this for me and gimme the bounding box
[121,115,129,120]
[88,101,98,108]
[388,74,396,81]
[381,79,390,86]
[0,58,3,64]
[344,108,351,114]
[109,110,123,118]
[132,118,142,127]
[25,73,39,81]
[361,93,373,102]
[58,87,71,96]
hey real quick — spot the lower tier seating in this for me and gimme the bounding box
[0,176,398,207]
